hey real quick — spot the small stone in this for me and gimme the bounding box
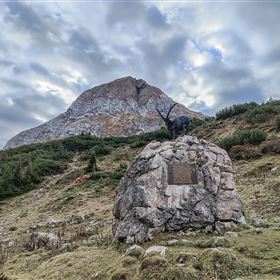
[144,246,167,257]
[59,243,74,253]
[271,166,278,173]
[237,215,246,224]
[213,237,230,248]
[181,239,194,246]
[29,224,41,231]
[195,237,230,248]
[29,232,60,250]
[47,218,59,228]
[255,228,263,234]
[67,214,83,225]
[185,231,197,237]
[167,239,179,246]
[124,245,144,258]
[272,226,280,231]
[251,218,264,227]
[224,231,238,238]
[274,217,280,224]
[176,230,185,236]
[202,225,213,234]
[176,252,197,265]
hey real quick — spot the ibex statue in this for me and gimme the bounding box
[156,103,191,140]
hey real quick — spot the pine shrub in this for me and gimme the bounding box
[218,128,267,151]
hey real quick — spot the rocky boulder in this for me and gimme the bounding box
[28,232,60,250]
[113,136,245,243]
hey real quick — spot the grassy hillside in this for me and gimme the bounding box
[1,100,280,279]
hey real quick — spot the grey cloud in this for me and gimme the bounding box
[186,56,265,112]
[5,1,45,34]
[214,85,264,109]
[201,60,250,82]
[106,1,169,29]
[239,3,280,36]
[137,35,187,84]
[146,6,169,29]
[0,59,14,67]
[29,63,50,77]
[106,2,144,26]
[189,101,216,116]
[0,60,26,75]
[4,1,64,50]
[65,27,124,83]
[0,88,67,148]
[0,77,30,90]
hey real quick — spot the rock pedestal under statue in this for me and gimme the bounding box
[113,136,245,243]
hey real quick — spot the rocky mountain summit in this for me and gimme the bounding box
[4,76,203,149]
[113,135,245,243]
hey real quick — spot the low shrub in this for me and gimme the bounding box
[140,256,169,270]
[86,150,97,173]
[90,171,109,181]
[216,102,258,120]
[275,116,280,131]
[198,248,247,280]
[111,269,130,280]
[188,118,206,131]
[122,256,138,266]
[229,145,262,160]
[130,140,146,149]
[243,106,278,124]
[109,163,127,180]
[260,139,280,155]
[33,159,66,177]
[92,144,111,156]
[218,128,267,151]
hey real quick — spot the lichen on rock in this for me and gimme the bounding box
[113,136,245,243]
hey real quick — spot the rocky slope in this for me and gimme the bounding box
[4,76,203,149]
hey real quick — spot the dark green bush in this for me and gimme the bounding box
[90,171,109,180]
[92,144,111,156]
[243,106,277,124]
[218,128,267,151]
[260,140,280,155]
[188,118,207,131]
[216,102,258,120]
[130,140,146,149]
[109,163,127,180]
[86,150,97,173]
[33,159,66,177]
[275,116,280,131]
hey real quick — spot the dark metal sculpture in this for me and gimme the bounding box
[156,103,191,140]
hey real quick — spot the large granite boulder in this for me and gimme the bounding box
[113,136,245,243]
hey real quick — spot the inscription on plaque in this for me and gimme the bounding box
[168,163,198,185]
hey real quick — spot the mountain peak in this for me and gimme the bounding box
[4,77,203,149]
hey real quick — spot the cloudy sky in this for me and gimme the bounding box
[0,1,280,147]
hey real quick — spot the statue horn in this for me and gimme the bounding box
[166,103,178,121]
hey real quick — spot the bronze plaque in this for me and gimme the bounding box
[168,163,198,185]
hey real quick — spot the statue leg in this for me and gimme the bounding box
[182,124,187,135]
[171,129,176,140]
